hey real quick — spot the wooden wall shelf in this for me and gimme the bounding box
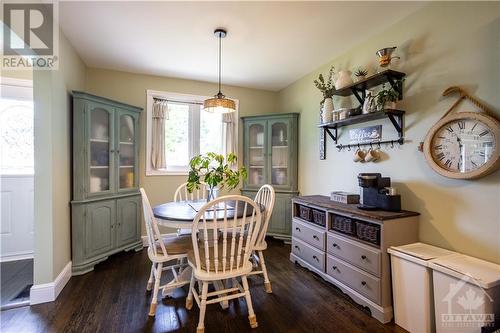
[318,70,407,159]
[332,69,406,105]
[318,109,405,144]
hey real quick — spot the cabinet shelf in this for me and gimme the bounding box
[272,145,288,149]
[120,165,134,168]
[249,146,264,149]
[90,166,109,169]
[119,141,134,145]
[90,138,109,143]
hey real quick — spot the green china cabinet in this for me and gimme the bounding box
[241,113,299,243]
[71,91,142,275]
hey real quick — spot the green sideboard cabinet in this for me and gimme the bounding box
[241,113,299,243]
[71,91,143,275]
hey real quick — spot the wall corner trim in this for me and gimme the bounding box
[30,261,72,305]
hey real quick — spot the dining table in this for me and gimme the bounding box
[152,199,264,306]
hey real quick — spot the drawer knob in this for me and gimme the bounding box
[313,235,319,240]
[361,281,367,286]
[294,245,300,251]
[332,243,339,248]
[295,227,301,232]
[312,255,319,261]
[361,255,367,260]
[332,266,338,271]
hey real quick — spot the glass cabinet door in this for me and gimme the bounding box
[270,120,290,187]
[88,106,113,194]
[117,112,137,191]
[246,121,267,187]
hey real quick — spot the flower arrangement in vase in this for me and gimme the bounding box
[187,152,247,201]
[314,66,335,123]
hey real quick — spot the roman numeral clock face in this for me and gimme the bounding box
[432,119,494,172]
[425,112,500,179]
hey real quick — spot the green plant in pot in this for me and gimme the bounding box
[314,65,335,123]
[375,83,401,111]
[187,152,247,201]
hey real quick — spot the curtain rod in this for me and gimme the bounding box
[153,96,203,106]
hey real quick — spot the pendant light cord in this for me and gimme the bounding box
[218,32,222,95]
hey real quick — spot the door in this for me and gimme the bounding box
[267,193,292,235]
[87,103,115,197]
[245,120,268,188]
[116,196,140,247]
[116,110,139,193]
[268,118,292,190]
[85,200,115,258]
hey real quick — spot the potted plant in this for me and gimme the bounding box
[187,152,247,200]
[353,67,368,82]
[314,66,335,123]
[375,83,401,111]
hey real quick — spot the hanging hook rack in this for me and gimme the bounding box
[335,138,403,151]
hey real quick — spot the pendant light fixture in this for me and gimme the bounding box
[203,28,236,114]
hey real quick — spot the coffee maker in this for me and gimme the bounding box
[357,173,401,211]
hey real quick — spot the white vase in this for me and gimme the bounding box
[335,70,354,90]
[321,98,334,123]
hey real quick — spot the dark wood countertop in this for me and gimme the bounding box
[293,195,420,221]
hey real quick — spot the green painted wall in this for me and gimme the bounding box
[278,2,500,263]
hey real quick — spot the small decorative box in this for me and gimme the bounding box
[330,191,360,204]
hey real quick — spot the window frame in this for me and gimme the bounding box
[0,77,34,176]
[145,89,239,176]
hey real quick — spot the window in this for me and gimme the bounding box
[146,90,237,175]
[0,78,34,175]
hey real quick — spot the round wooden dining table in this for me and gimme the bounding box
[153,199,264,229]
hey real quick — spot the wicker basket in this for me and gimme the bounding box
[331,214,356,236]
[298,205,312,221]
[355,221,381,245]
[312,209,326,226]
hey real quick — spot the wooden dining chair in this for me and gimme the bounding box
[247,184,275,293]
[174,181,209,201]
[185,195,262,333]
[174,182,210,236]
[139,188,192,316]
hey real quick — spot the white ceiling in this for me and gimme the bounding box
[60,2,423,91]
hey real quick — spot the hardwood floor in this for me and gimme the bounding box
[1,259,33,309]
[0,240,406,333]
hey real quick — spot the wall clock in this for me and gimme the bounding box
[423,87,500,179]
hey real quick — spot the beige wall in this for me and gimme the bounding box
[33,30,86,284]
[278,2,500,263]
[85,68,279,231]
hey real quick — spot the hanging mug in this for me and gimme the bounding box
[353,148,366,163]
[364,148,380,162]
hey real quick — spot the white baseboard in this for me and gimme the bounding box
[141,232,178,247]
[30,261,72,305]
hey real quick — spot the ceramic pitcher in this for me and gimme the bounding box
[335,70,354,90]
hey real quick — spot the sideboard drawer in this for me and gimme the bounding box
[327,232,381,277]
[292,238,325,272]
[326,254,381,304]
[292,219,325,250]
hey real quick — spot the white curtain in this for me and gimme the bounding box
[151,99,168,169]
[222,112,236,156]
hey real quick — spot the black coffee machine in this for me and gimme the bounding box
[357,173,401,211]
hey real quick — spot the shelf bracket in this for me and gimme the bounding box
[386,76,403,100]
[324,127,338,144]
[351,88,365,105]
[387,113,404,139]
